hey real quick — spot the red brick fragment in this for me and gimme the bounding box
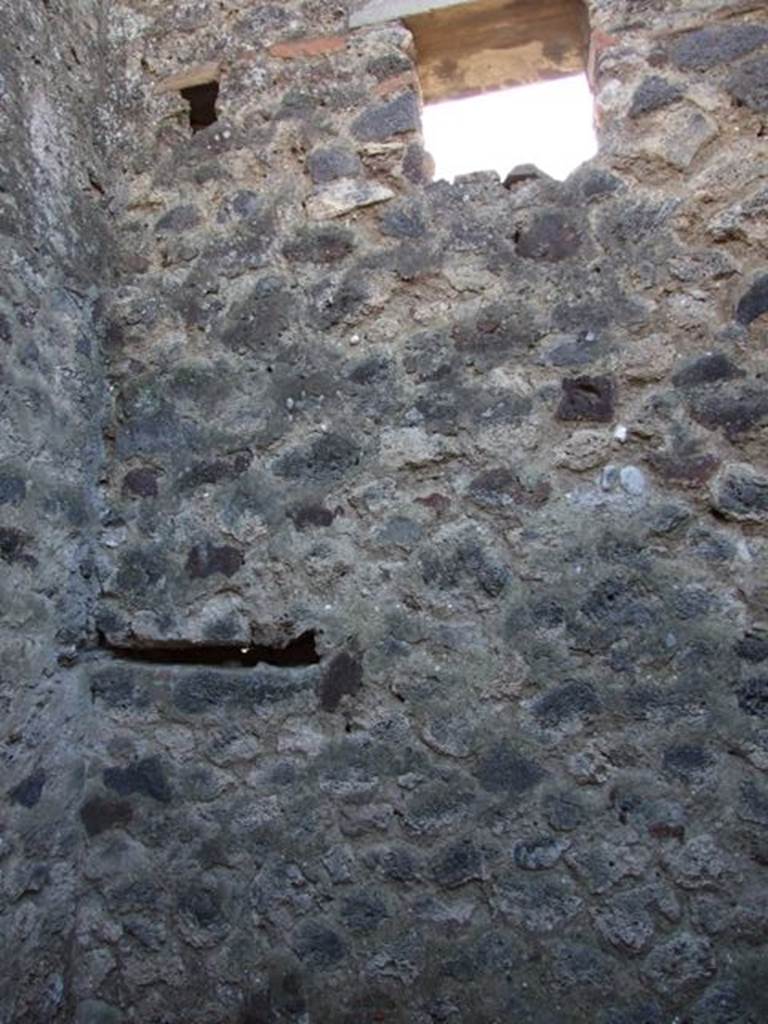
[374,72,417,98]
[588,29,619,88]
[269,36,346,60]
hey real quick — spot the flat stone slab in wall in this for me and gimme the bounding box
[349,0,476,28]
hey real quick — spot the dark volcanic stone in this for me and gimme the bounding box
[735,635,768,663]
[556,376,615,422]
[177,886,222,928]
[283,225,355,263]
[216,189,265,223]
[351,93,419,141]
[0,473,26,505]
[711,464,768,521]
[295,921,346,967]
[313,273,369,329]
[741,779,768,826]
[475,743,545,796]
[517,212,582,261]
[533,681,600,729]
[421,537,510,597]
[668,24,768,71]
[402,141,433,184]
[452,302,537,368]
[90,667,150,711]
[404,780,475,835]
[662,744,715,780]
[467,468,551,510]
[0,527,32,565]
[686,981,748,1024]
[339,891,388,933]
[575,168,623,200]
[103,756,171,803]
[553,940,615,990]
[307,146,362,183]
[288,503,335,530]
[367,845,420,883]
[347,353,393,386]
[80,795,133,836]
[601,1002,664,1024]
[222,275,292,352]
[641,932,716,998]
[648,450,720,486]
[172,670,311,714]
[177,454,250,492]
[430,838,483,888]
[156,204,201,233]
[366,53,412,80]
[273,433,360,482]
[736,677,768,718]
[114,544,166,593]
[318,651,363,712]
[580,577,649,628]
[544,791,586,832]
[736,274,768,325]
[378,199,427,239]
[8,768,46,808]
[122,467,160,498]
[671,352,741,387]
[630,76,684,117]
[728,55,768,112]
[689,387,768,439]
[186,542,244,579]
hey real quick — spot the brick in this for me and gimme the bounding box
[374,72,417,97]
[269,36,347,60]
[588,29,619,88]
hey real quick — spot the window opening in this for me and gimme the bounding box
[181,80,219,133]
[405,0,597,181]
[422,73,597,182]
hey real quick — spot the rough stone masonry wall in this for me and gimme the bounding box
[9,0,768,1020]
[0,1,111,1022]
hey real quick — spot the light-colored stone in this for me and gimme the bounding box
[639,107,718,171]
[350,0,476,29]
[306,177,395,219]
[624,335,675,382]
[379,427,459,469]
[555,429,612,471]
[155,62,220,93]
[620,465,647,496]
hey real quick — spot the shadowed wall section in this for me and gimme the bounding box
[0,1,110,1021]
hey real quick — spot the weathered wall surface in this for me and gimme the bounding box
[0,1,110,1021]
[6,0,768,1020]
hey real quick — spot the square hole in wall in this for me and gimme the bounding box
[405,0,597,181]
[181,80,219,133]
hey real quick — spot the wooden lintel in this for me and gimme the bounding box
[405,0,590,103]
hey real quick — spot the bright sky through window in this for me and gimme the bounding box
[422,72,598,183]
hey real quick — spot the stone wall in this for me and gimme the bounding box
[0,1,111,1021]
[5,0,768,1020]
